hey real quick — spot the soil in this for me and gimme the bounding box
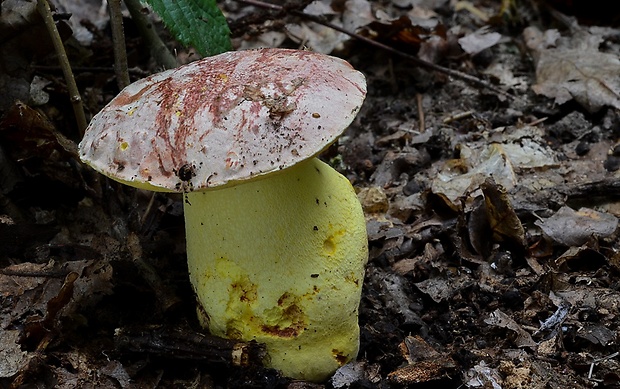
[2,1,620,388]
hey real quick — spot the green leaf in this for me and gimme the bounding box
[143,0,232,57]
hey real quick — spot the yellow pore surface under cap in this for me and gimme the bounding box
[184,158,368,382]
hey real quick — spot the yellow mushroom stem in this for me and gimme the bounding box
[184,158,368,382]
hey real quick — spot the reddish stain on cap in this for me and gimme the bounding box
[79,48,366,192]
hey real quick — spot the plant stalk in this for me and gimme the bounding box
[108,0,131,89]
[36,0,88,135]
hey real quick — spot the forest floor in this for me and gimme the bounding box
[2,0,620,388]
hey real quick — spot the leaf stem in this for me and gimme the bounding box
[36,0,88,135]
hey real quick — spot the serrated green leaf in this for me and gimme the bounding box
[143,0,232,57]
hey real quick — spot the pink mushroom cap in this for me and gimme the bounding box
[79,48,367,192]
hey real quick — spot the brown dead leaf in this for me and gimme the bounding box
[553,245,607,271]
[371,150,430,189]
[52,355,129,389]
[467,196,491,255]
[554,287,620,314]
[484,309,537,348]
[414,272,473,303]
[480,177,526,246]
[330,361,366,388]
[0,329,28,377]
[365,15,427,50]
[577,324,617,346]
[535,206,618,246]
[393,242,443,275]
[431,143,517,206]
[463,361,503,388]
[399,335,441,362]
[358,186,389,215]
[0,0,70,113]
[363,13,450,64]
[0,102,82,196]
[0,260,113,331]
[382,272,424,325]
[330,361,381,387]
[525,26,620,113]
[388,336,456,384]
[458,27,502,55]
[285,0,373,54]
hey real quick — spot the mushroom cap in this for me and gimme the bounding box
[79,48,367,192]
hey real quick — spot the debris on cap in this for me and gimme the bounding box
[79,48,367,192]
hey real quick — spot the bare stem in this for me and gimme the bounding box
[36,0,88,135]
[108,0,131,89]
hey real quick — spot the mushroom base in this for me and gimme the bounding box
[183,158,368,382]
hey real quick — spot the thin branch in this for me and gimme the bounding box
[36,0,88,135]
[123,0,178,70]
[416,93,425,132]
[236,0,516,100]
[108,0,131,89]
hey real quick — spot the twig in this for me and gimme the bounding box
[0,268,68,278]
[443,110,474,124]
[115,325,266,365]
[36,0,88,135]
[236,0,516,100]
[416,93,425,132]
[123,0,178,69]
[588,352,619,380]
[107,0,131,89]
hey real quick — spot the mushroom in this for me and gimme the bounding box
[78,48,368,382]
